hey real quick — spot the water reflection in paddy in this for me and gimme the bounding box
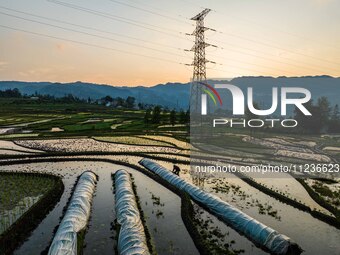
[1,156,340,255]
[181,171,340,255]
[0,161,198,255]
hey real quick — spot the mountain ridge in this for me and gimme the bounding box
[1,76,340,110]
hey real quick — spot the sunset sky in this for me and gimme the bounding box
[0,0,340,86]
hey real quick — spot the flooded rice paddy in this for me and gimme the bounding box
[0,161,197,255]
[0,135,339,255]
[0,195,42,235]
[0,172,55,236]
[146,160,340,254]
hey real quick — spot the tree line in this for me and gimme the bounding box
[143,106,189,125]
[0,88,22,98]
[0,88,137,109]
[294,96,340,133]
[98,95,135,108]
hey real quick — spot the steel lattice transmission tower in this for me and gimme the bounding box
[186,8,216,114]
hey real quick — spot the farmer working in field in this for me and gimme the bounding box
[172,165,180,175]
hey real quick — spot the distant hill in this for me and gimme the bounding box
[0,81,191,109]
[1,76,339,111]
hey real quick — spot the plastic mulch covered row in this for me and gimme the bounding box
[48,171,97,255]
[115,169,150,255]
[139,158,302,255]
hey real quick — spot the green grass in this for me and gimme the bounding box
[63,121,114,132]
[0,98,188,138]
[0,173,55,211]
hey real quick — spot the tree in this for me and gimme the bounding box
[151,106,161,124]
[179,110,186,124]
[101,95,113,105]
[104,95,113,102]
[317,97,331,124]
[138,102,145,110]
[125,96,135,108]
[331,104,339,121]
[116,97,125,107]
[144,109,151,124]
[329,104,340,133]
[185,110,190,124]
[0,88,22,98]
[170,110,176,126]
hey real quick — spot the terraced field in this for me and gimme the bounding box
[0,104,339,254]
[0,133,339,255]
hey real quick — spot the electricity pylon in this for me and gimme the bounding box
[186,8,216,115]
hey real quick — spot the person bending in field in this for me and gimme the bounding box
[173,165,180,175]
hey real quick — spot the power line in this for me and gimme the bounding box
[0,15,291,78]
[126,0,191,22]
[212,31,340,67]
[176,0,206,10]
[212,9,340,53]
[213,56,299,76]
[0,11,191,60]
[0,6,185,52]
[210,38,340,75]
[175,0,340,62]
[48,0,340,75]
[111,0,340,74]
[207,66,270,77]
[0,23,314,79]
[47,0,191,42]
[108,0,193,26]
[170,0,340,67]
[0,24,188,66]
[1,4,336,78]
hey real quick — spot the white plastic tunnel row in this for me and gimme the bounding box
[47,170,150,255]
[115,169,150,255]
[48,171,97,255]
[139,158,303,255]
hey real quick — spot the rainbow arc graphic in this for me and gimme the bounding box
[199,82,223,106]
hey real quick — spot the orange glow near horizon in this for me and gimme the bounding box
[0,0,340,86]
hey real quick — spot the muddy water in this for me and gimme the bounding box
[0,161,198,255]
[245,171,332,214]
[2,157,340,255]
[83,167,116,254]
[187,173,340,255]
[0,195,42,235]
[125,169,199,255]
[193,203,266,255]
[6,162,82,255]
